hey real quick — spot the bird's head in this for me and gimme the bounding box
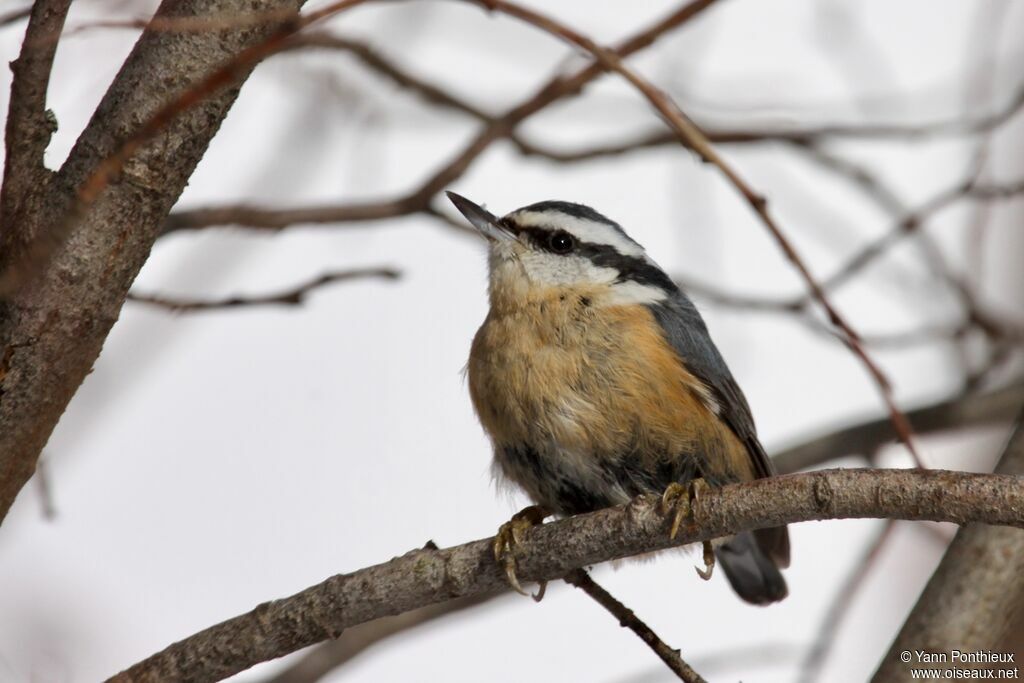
[447,192,677,310]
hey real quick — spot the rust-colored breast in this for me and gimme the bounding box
[468,287,756,496]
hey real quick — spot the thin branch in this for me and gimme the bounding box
[262,382,1023,683]
[106,468,1024,683]
[33,453,57,520]
[513,78,1024,163]
[0,0,72,238]
[287,32,493,121]
[797,520,897,683]
[772,381,1024,474]
[470,0,923,467]
[261,593,494,683]
[126,268,399,312]
[162,0,723,235]
[0,0,370,295]
[564,568,707,683]
[0,0,314,527]
[0,6,31,29]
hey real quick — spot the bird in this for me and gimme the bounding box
[447,191,790,605]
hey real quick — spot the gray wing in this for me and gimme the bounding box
[648,290,775,479]
[649,290,790,569]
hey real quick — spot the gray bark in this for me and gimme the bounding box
[106,468,1024,683]
[0,0,304,522]
[872,417,1024,682]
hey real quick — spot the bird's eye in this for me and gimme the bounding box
[547,231,574,254]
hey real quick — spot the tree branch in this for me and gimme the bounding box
[468,0,924,468]
[260,593,493,683]
[872,415,1024,682]
[258,381,1024,683]
[0,0,307,525]
[106,468,1024,683]
[0,0,72,240]
[772,381,1024,474]
[798,519,897,683]
[162,0,723,235]
[126,268,400,312]
[565,568,708,683]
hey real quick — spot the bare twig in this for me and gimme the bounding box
[565,568,707,683]
[469,0,924,467]
[163,0,723,235]
[0,0,313,526]
[798,520,897,683]
[0,0,372,295]
[261,382,1022,683]
[126,268,399,312]
[0,7,31,29]
[772,381,1024,474]
[512,78,1024,162]
[106,468,1024,683]
[260,593,493,683]
[33,453,57,520]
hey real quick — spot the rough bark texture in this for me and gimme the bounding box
[106,468,1024,683]
[0,0,304,522]
[0,0,71,231]
[872,419,1024,682]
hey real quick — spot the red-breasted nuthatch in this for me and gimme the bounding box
[447,192,790,605]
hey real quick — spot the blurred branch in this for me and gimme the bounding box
[821,177,1024,296]
[873,413,1024,683]
[513,78,1024,162]
[162,0,723,235]
[261,593,493,683]
[106,468,1024,683]
[798,520,896,683]
[287,32,494,120]
[33,453,57,521]
[258,381,1024,683]
[772,381,1024,474]
[126,268,400,312]
[0,6,31,28]
[564,568,707,683]
[474,0,929,465]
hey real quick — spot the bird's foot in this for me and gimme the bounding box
[659,479,716,579]
[659,478,702,540]
[493,505,549,601]
[688,479,715,580]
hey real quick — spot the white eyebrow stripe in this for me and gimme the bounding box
[510,210,646,257]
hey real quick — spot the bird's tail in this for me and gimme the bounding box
[715,527,789,605]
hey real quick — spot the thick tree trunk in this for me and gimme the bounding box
[0,0,303,523]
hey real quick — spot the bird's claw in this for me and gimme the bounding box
[659,478,711,542]
[493,505,549,600]
[660,479,716,578]
[659,482,690,540]
[695,539,715,581]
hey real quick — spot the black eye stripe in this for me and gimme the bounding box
[514,226,574,254]
[507,223,678,293]
[575,243,675,292]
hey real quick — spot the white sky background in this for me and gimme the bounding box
[0,0,1023,681]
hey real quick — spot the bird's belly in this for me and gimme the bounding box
[469,299,747,514]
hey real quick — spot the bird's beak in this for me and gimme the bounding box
[446,191,515,242]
